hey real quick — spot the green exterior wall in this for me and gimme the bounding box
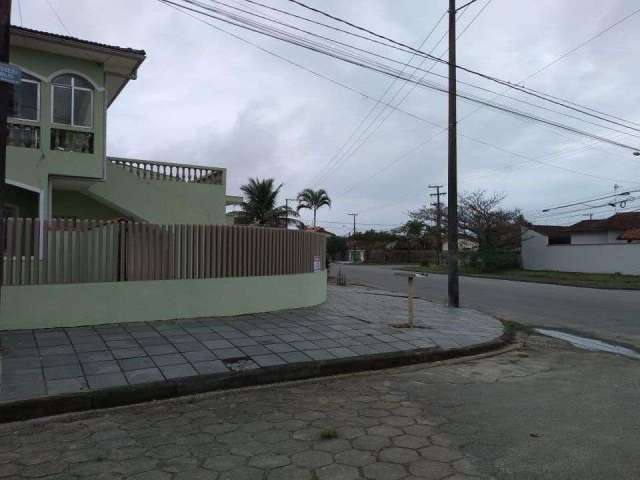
[7,46,106,196]
[0,271,327,330]
[81,162,231,224]
[51,190,125,219]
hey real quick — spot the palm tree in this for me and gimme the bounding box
[236,178,298,227]
[296,188,332,228]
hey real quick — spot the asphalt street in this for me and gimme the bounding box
[334,263,640,348]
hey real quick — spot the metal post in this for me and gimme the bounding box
[407,275,415,327]
[0,1,12,303]
[447,0,460,308]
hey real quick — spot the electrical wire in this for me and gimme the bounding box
[192,0,640,134]
[45,0,72,35]
[159,0,640,153]
[307,10,448,187]
[313,1,493,188]
[17,0,23,26]
[285,0,640,132]
[159,0,640,201]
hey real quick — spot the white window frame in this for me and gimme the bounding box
[8,77,41,123]
[51,75,94,129]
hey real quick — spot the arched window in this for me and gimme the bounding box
[51,74,93,127]
[10,72,40,121]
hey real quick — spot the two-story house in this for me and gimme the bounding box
[6,26,240,225]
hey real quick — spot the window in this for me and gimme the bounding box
[548,235,571,246]
[10,73,40,121]
[52,74,93,128]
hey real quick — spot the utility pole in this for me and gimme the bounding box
[348,213,358,262]
[428,184,445,264]
[447,0,459,307]
[0,1,12,307]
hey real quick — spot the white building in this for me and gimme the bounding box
[521,213,640,275]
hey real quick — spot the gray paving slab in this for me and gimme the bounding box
[0,286,502,403]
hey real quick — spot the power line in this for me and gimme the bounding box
[161,0,640,152]
[187,0,640,135]
[44,0,71,35]
[285,0,640,132]
[525,6,640,80]
[314,1,493,188]
[17,0,23,26]
[307,9,448,187]
[540,190,638,213]
[160,0,640,201]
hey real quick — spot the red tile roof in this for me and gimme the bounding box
[529,212,640,235]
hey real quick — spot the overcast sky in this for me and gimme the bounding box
[14,0,640,234]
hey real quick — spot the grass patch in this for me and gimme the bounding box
[320,427,338,440]
[398,265,640,290]
[500,319,534,337]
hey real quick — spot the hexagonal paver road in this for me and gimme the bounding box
[0,364,489,480]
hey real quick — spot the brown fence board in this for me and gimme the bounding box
[3,220,326,285]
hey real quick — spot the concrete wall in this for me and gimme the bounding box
[0,271,327,330]
[522,229,640,275]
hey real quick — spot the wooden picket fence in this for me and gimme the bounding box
[2,219,327,286]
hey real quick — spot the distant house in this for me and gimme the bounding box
[521,212,640,275]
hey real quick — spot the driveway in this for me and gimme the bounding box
[334,264,640,348]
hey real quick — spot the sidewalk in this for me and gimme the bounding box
[0,286,505,421]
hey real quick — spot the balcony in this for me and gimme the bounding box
[109,157,224,185]
[8,123,40,149]
[50,128,94,154]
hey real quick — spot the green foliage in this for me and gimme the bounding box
[296,188,332,227]
[327,235,348,260]
[235,178,298,227]
[471,249,521,273]
[320,427,338,440]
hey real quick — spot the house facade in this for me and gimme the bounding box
[522,212,640,275]
[6,26,240,225]
[1,27,327,330]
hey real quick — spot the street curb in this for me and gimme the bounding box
[0,332,511,424]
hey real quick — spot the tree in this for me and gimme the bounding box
[296,188,331,228]
[326,235,348,261]
[235,178,298,227]
[457,191,523,250]
[407,190,524,270]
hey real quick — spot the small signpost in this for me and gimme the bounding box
[313,255,321,272]
[394,271,427,328]
[0,62,21,85]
